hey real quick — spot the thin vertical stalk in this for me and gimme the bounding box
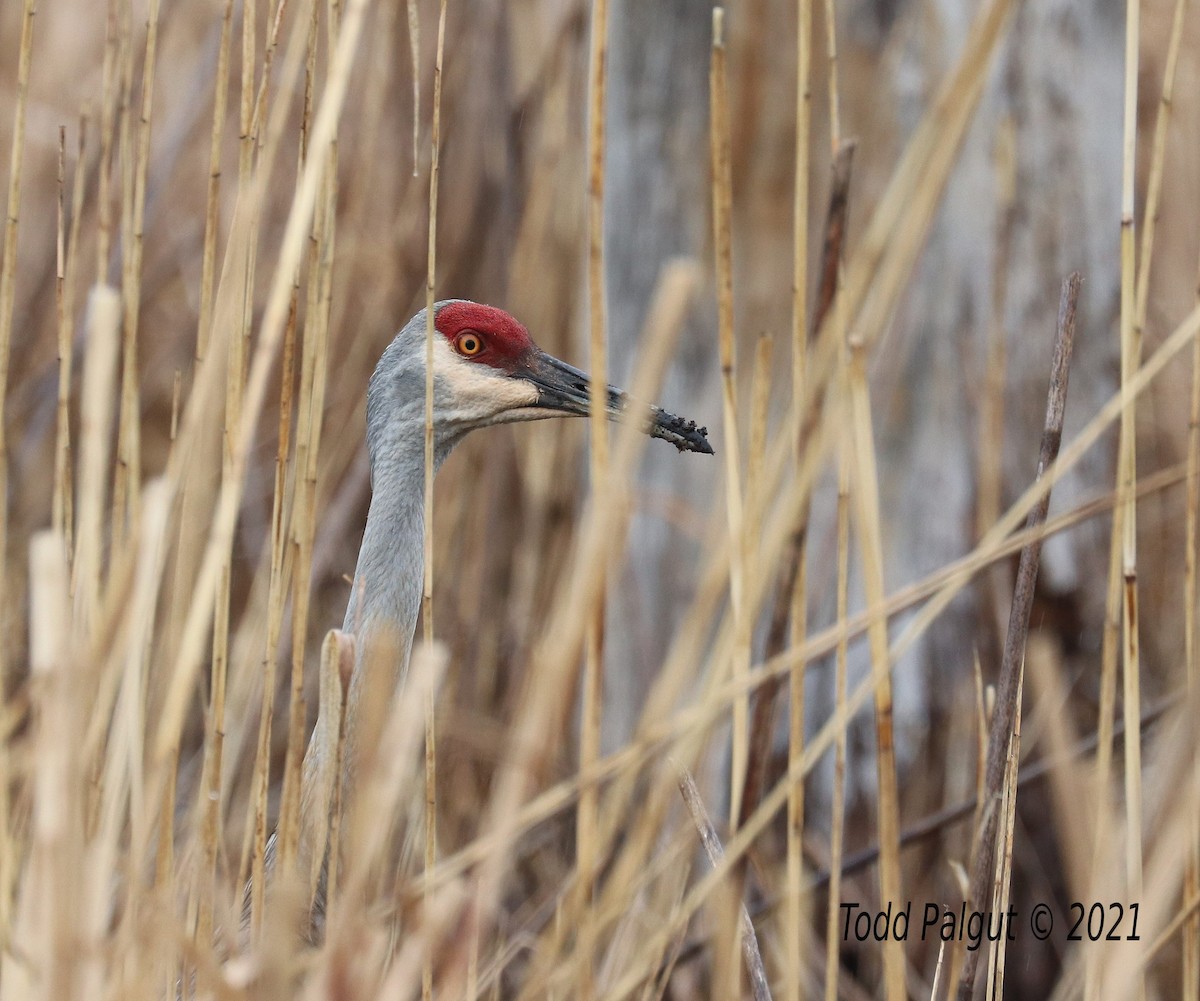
[785,3,812,997]
[1117,8,1145,1000]
[0,0,36,700]
[407,0,420,174]
[579,0,611,992]
[96,1,120,284]
[111,0,160,551]
[0,4,35,939]
[276,0,328,886]
[197,0,236,360]
[53,131,68,545]
[824,417,850,1001]
[958,273,1080,999]
[711,8,748,833]
[423,3,449,996]
[821,0,839,151]
[846,339,904,1001]
[1133,0,1187,339]
[1185,248,1200,998]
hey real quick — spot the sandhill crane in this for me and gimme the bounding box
[289,299,712,919]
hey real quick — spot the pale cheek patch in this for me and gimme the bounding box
[436,338,538,424]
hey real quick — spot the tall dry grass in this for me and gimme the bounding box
[1,0,1199,998]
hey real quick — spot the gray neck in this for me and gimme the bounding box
[343,431,455,686]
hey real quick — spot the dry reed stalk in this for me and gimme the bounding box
[711,10,750,991]
[845,338,905,1001]
[12,530,72,1001]
[1187,227,1200,1001]
[982,673,1021,1000]
[821,0,839,151]
[241,0,258,180]
[786,1,812,993]
[677,768,773,1001]
[0,0,36,693]
[95,3,120,283]
[747,332,772,568]
[279,0,337,884]
[192,0,258,936]
[740,342,782,833]
[323,636,353,914]
[192,0,247,935]
[824,394,851,1001]
[1115,4,1146,998]
[709,7,749,834]
[197,0,236,360]
[408,0,420,173]
[243,3,316,932]
[578,0,612,991]
[975,118,1015,660]
[422,3,449,996]
[1117,1,1190,988]
[53,131,68,546]
[957,273,1079,999]
[110,0,159,553]
[1024,635,1092,900]
[187,9,300,907]
[1091,710,1200,998]
[1134,0,1187,337]
[73,287,123,637]
[94,480,170,975]
[246,294,301,934]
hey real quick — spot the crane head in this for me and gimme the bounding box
[368,301,714,459]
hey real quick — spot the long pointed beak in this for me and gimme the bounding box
[520,351,714,455]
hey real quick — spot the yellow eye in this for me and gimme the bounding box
[455,331,484,357]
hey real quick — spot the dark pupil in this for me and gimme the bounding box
[464,336,477,352]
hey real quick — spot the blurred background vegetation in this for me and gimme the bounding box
[1,0,1198,997]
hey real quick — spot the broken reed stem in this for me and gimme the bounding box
[578,0,611,990]
[423,3,448,997]
[957,272,1080,999]
[677,769,773,1001]
[710,7,748,833]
